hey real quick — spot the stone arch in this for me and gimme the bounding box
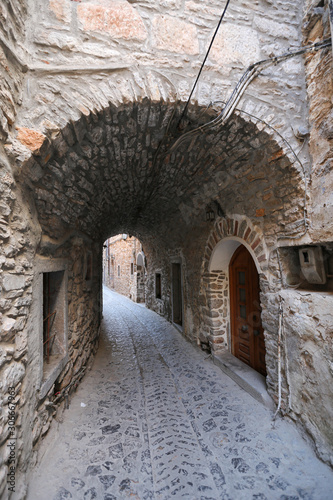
[200,215,268,355]
[9,98,307,372]
[11,97,307,369]
[12,97,307,247]
[204,216,268,273]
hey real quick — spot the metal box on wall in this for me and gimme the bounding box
[299,246,326,284]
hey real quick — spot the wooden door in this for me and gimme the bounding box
[229,245,266,376]
[172,263,182,326]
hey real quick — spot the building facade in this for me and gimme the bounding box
[103,234,146,303]
[0,0,333,497]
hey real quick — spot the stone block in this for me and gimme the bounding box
[210,24,260,67]
[152,15,199,55]
[238,220,247,238]
[49,0,71,24]
[58,365,73,390]
[0,222,10,240]
[1,317,15,336]
[254,16,298,40]
[2,275,26,292]
[78,1,147,41]
[209,299,223,309]
[16,128,46,154]
[1,362,25,391]
[210,336,225,344]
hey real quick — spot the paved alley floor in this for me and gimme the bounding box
[27,287,333,500]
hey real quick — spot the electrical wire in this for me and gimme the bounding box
[171,38,331,151]
[273,296,284,420]
[177,0,231,128]
[167,39,332,245]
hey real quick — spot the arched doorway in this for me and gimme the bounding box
[229,245,266,376]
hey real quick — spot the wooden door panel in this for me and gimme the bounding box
[230,245,266,376]
[239,343,250,357]
[239,330,250,341]
[172,263,182,326]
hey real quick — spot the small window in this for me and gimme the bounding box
[155,273,162,299]
[118,265,120,277]
[131,263,134,275]
[302,251,309,263]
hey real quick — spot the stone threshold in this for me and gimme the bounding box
[172,323,184,333]
[212,351,275,410]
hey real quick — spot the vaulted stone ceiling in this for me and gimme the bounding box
[19,99,306,246]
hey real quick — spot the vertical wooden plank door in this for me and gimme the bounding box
[172,263,182,326]
[229,245,266,376]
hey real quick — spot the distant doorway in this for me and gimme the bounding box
[172,263,183,326]
[229,245,266,376]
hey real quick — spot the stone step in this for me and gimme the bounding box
[213,351,275,410]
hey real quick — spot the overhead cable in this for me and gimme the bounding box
[172,38,332,151]
[177,0,231,128]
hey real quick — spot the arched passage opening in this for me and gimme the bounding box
[16,99,306,243]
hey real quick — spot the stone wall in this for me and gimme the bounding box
[144,244,173,321]
[0,169,40,499]
[17,0,308,157]
[0,0,27,141]
[280,289,333,466]
[0,133,102,498]
[0,215,102,499]
[264,0,333,466]
[258,279,333,468]
[200,270,228,352]
[303,0,333,242]
[0,14,30,477]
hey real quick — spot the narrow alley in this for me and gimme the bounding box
[27,287,333,500]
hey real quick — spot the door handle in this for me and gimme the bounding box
[241,325,248,332]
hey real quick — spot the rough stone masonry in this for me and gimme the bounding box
[0,0,333,498]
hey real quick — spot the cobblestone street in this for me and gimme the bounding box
[27,287,333,500]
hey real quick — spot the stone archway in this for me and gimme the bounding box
[200,215,268,355]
